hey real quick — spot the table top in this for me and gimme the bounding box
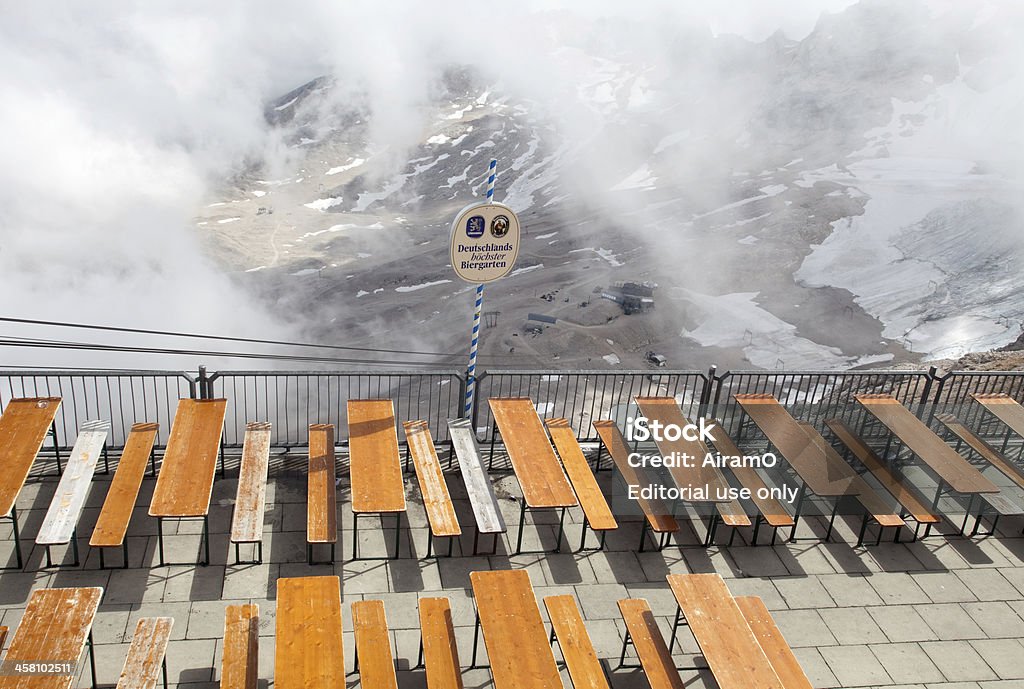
[0,397,61,518]
[735,394,861,497]
[634,397,730,501]
[149,399,227,517]
[275,576,344,689]
[470,570,563,689]
[971,393,1024,439]
[855,394,999,494]
[667,574,784,689]
[348,400,406,513]
[488,398,577,509]
[0,587,102,689]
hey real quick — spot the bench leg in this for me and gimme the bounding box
[52,420,62,476]
[489,423,498,470]
[788,484,807,542]
[98,540,131,570]
[577,516,608,553]
[703,514,719,548]
[472,528,499,557]
[824,498,840,543]
[162,656,168,689]
[352,512,360,560]
[1,508,24,571]
[593,439,605,473]
[856,513,871,547]
[102,443,111,475]
[470,611,485,668]
[219,438,226,478]
[617,628,639,669]
[157,517,165,567]
[233,541,263,566]
[514,503,565,555]
[202,515,210,567]
[87,630,98,689]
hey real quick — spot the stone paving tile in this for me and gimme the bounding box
[791,647,841,689]
[920,641,999,683]
[816,572,886,608]
[916,603,987,640]
[773,576,838,609]
[959,601,1024,639]
[868,572,933,605]
[770,609,837,647]
[970,639,1024,680]
[723,576,789,610]
[870,643,946,685]
[954,569,1020,602]
[912,571,981,603]
[868,605,940,643]
[820,606,886,645]
[820,644,894,687]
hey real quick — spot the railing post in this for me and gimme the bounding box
[198,366,209,400]
[698,365,717,418]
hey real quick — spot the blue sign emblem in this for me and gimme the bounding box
[465,215,485,238]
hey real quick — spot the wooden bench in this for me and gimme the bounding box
[546,418,617,551]
[275,576,344,689]
[404,420,461,558]
[37,419,110,568]
[352,600,398,688]
[827,419,942,541]
[231,422,272,564]
[706,422,795,545]
[307,424,337,565]
[417,597,463,689]
[91,422,158,569]
[544,595,611,689]
[971,392,1024,440]
[221,604,259,689]
[116,617,173,689]
[796,421,905,546]
[593,421,679,551]
[447,418,506,555]
[734,597,813,689]
[348,399,407,560]
[936,413,1024,535]
[0,625,8,655]
[616,599,685,689]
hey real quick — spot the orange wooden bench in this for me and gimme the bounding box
[735,596,813,689]
[116,617,173,689]
[0,625,7,653]
[348,400,407,560]
[616,599,685,689]
[544,595,612,689]
[91,422,158,569]
[827,419,942,541]
[307,424,337,565]
[231,422,272,564]
[707,422,795,545]
[404,420,461,558]
[594,421,679,551]
[221,604,259,689]
[0,397,62,570]
[351,600,398,687]
[546,418,617,551]
[416,597,464,689]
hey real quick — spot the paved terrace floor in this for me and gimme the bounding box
[1,452,1022,689]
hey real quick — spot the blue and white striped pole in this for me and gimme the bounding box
[465,158,498,417]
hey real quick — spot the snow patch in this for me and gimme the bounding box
[396,279,452,293]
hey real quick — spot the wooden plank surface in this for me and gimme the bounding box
[937,414,1024,490]
[348,400,406,514]
[0,587,102,689]
[448,419,506,534]
[735,394,861,497]
[616,599,684,689]
[667,573,785,689]
[307,425,337,544]
[149,399,227,518]
[488,398,577,509]
[470,570,562,689]
[593,421,679,533]
[0,626,7,653]
[37,420,109,546]
[796,422,904,528]
[91,423,158,548]
[971,393,1024,438]
[404,421,460,537]
[221,604,258,689]
[634,398,730,502]
[418,598,464,689]
[734,597,813,689]
[707,423,794,528]
[546,419,617,531]
[0,397,61,518]
[855,394,999,494]
[352,600,398,689]
[115,617,173,689]
[231,423,272,543]
[826,419,941,524]
[274,576,343,689]
[544,595,610,689]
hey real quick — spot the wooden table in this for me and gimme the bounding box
[855,394,999,495]
[274,577,344,689]
[149,398,227,566]
[469,570,563,689]
[0,398,61,570]
[488,398,577,554]
[0,587,102,689]
[971,393,1024,442]
[666,574,784,689]
[347,400,406,560]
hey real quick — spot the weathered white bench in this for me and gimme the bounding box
[404,420,461,558]
[36,420,110,568]
[231,422,271,564]
[116,617,173,689]
[221,604,259,689]
[447,418,506,555]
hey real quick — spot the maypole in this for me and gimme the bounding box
[464,158,498,417]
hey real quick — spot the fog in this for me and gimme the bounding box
[1,0,1020,370]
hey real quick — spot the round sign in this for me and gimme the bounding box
[449,201,521,283]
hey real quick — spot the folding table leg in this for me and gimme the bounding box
[156,517,165,567]
[788,484,807,542]
[52,420,62,476]
[1,508,24,571]
[87,630,98,689]
[470,611,484,668]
